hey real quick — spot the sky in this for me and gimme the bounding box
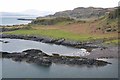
[0,0,119,13]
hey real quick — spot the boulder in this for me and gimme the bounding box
[54,38,65,45]
[23,49,43,54]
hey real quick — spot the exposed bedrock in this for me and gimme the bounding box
[1,49,111,67]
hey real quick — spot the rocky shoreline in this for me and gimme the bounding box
[1,49,111,67]
[0,34,118,58]
[0,34,105,50]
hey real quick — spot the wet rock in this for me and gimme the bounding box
[61,40,81,47]
[41,38,57,43]
[23,49,50,57]
[34,58,52,66]
[52,53,60,56]
[54,38,65,45]
[12,57,22,62]
[1,49,111,67]
[84,44,99,48]
[23,49,43,54]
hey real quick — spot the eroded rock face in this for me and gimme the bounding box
[1,49,111,67]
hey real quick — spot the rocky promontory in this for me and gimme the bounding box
[1,49,111,67]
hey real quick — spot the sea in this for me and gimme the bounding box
[0,16,36,26]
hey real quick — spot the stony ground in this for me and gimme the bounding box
[86,46,118,59]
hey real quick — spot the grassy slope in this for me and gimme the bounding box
[4,17,118,42]
[104,39,119,45]
[4,29,95,41]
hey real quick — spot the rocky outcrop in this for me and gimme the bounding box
[45,7,116,19]
[1,49,111,67]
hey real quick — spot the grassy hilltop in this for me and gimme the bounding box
[2,7,119,44]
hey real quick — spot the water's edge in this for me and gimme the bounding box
[0,38,118,78]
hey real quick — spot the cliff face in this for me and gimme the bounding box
[108,8,119,19]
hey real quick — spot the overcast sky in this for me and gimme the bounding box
[0,0,119,12]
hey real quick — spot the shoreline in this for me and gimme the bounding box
[1,49,112,67]
[0,34,118,59]
[0,34,105,50]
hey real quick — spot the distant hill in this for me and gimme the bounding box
[21,9,54,16]
[45,7,116,20]
[0,10,54,17]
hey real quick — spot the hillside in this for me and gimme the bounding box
[30,7,118,33]
[3,7,119,45]
[30,17,75,25]
[45,7,116,20]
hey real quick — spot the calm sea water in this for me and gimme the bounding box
[0,38,89,56]
[2,58,118,78]
[0,39,118,78]
[0,16,36,26]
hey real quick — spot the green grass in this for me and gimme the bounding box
[104,39,119,45]
[3,17,118,43]
[3,15,118,42]
[4,29,101,41]
[96,15,118,32]
[55,21,73,25]
[30,17,75,25]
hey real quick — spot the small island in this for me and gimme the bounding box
[17,18,34,21]
[1,49,111,67]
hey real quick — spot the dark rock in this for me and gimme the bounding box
[61,40,81,47]
[34,58,52,66]
[1,34,101,49]
[52,53,60,57]
[23,49,43,54]
[54,38,65,45]
[22,49,50,57]
[41,38,57,43]
[2,49,111,67]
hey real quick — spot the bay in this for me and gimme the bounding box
[0,16,36,26]
[0,39,118,78]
